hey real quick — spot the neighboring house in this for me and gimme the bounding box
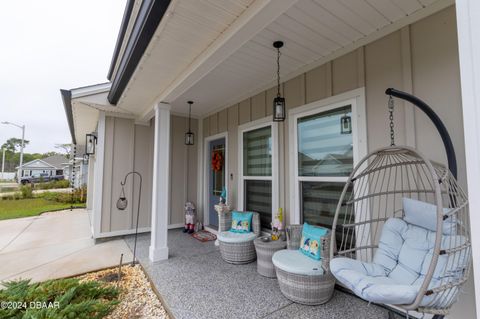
[63,156,88,188]
[17,154,67,178]
[60,1,480,318]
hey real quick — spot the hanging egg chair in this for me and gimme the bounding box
[329,89,471,317]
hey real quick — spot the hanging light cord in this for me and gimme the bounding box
[188,103,192,132]
[276,47,281,97]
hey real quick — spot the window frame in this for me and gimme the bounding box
[238,117,279,229]
[289,88,368,225]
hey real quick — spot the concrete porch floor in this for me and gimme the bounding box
[125,230,401,319]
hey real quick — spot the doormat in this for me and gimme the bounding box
[192,230,217,242]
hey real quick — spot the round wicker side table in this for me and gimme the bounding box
[254,237,287,278]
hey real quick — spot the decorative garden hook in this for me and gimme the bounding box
[117,171,142,266]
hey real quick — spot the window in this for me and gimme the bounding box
[290,89,367,246]
[297,106,353,177]
[239,123,278,230]
[245,180,272,228]
[297,106,353,230]
[243,126,272,176]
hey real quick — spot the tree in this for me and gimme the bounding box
[1,138,29,153]
[55,143,71,159]
[42,151,60,158]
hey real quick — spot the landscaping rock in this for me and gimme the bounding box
[79,265,169,319]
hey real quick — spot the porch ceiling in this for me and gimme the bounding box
[116,0,453,119]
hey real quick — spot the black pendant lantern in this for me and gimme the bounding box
[185,101,195,145]
[273,41,286,122]
[340,110,352,134]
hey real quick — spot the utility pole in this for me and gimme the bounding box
[1,147,5,178]
[19,124,25,183]
[1,121,26,183]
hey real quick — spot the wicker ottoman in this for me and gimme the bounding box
[254,237,287,278]
[272,250,335,305]
[218,231,258,264]
[272,225,335,305]
[217,211,261,265]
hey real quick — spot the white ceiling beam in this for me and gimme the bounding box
[139,0,299,121]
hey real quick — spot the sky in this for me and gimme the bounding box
[0,0,125,154]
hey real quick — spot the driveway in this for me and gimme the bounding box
[0,209,133,285]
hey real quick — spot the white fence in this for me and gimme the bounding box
[0,172,16,180]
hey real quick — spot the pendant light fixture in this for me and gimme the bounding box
[185,101,194,145]
[340,108,352,134]
[273,41,286,122]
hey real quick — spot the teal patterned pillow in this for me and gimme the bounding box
[299,223,328,260]
[229,211,253,233]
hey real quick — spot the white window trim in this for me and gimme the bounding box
[238,117,279,225]
[288,87,368,225]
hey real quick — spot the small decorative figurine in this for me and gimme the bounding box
[214,187,231,246]
[271,208,284,241]
[219,187,227,204]
[183,201,197,234]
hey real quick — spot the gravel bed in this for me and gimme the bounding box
[78,264,169,319]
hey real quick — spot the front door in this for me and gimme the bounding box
[208,137,226,227]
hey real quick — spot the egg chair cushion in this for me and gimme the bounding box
[331,202,469,307]
[402,198,456,234]
[330,257,419,305]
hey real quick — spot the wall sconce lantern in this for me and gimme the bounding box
[85,133,97,155]
[185,101,195,145]
[340,113,352,134]
[273,41,286,122]
[83,154,89,165]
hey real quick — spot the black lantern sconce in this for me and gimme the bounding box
[85,133,97,155]
[340,110,352,134]
[273,41,286,122]
[185,101,195,145]
[116,171,143,266]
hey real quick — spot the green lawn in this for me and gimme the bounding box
[0,186,18,193]
[0,198,85,220]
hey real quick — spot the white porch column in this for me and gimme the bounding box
[456,1,480,317]
[149,103,171,262]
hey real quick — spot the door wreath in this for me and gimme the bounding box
[211,151,223,172]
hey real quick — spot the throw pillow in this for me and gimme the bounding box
[299,222,328,260]
[230,211,253,233]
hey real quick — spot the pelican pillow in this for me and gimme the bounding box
[299,223,328,261]
[229,211,253,233]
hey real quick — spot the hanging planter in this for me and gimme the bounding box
[211,151,223,172]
